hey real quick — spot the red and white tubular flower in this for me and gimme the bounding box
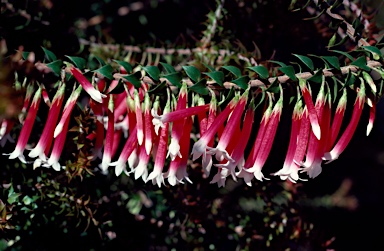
[44,116,70,171]
[167,82,188,160]
[70,67,104,103]
[0,119,15,141]
[29,83,66,160]
[40,84,51,107]
[19,83,34,123]
[54,85,82,138]
[273,93,303,179]
[147,95,171,187]
[113,91,128,122]
[191,96,238,162]
[299,78,321,140]
[243,92,273,169]
[164,116,193,186]
[8,87,42,162]
[99,95,115,173]
[144,93,154,155]
[208,89,249,162]
[152,104,209,135]
[362,71,377,94]
[245,86,284,181]
[109,126,138,176]
[367,96,376,136]
[323,77,366,162]
[134,143,151,182]
[201,91,217,177]
[326,88,347,151]
[216,102,255,178]
[126,93,139,169]
[300,81,327,178]
[134,89,144,146]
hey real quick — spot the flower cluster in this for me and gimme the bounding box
[0,65,378,187]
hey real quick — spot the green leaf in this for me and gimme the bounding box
[159,62,176,74]
[218,87,235,106]
[247,65,269,79]
[143,66,161,82]
[351,56,371,71]
[94,56,106,66]
[42,47,57,62]
[265,79,280,93]
[46,60,63,76]
[65,56,86,70]
[232,76,250,90]
[93,64,114,80]
[344,70,356,87]
[221,66,242,78]
[322,56,341,70]
[107,79,126,94]
[182,65,201,83]
[362,46,382,60]
[21,51,30,60]
[188,79,208,95]
[124,71,142,88]
[268,60,287,67]
[203,63,215,72]
[7,193,21,204]
[328,33,337,48]
[293,54,314,71]
[303,9,325,20]
[331,77,338,103]
[114,60,132,73]
[308,70,323,83]
[329,35,349,48]
[163,72,182,88]
[331,50,355,62]
[148,81,167,94]
[203,71,224,86]
[279,66,297,81]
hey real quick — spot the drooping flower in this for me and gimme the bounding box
[323,77,366,162]
[99,95,115,173]
[19,83,34,123]
[134,143,151,182]
[70,67,104,103]
[167,82,188,160]
[326,88,347,151]
[144,93,154,155]
[207,89,249,162]
[134,89,144,145]
[299,78,321,140]
[28,83,66,160]
[367,97,376,136]
[245,86,284,181]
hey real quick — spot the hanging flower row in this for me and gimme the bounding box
[1,48,383,187]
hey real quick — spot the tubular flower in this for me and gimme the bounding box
[126,93,139,169]
[167,82,188,160]
[0,119,15,146]
[8,87,42,162]
[367,98,376,136]
[273,94,303,179]
[147,97,171,187]
[164,116,193,186]
[326,88,347,151]
[134,143,150,182]
[19,83,34,123]
[299,78,321,140]
[144,93,154,155]
[70,67,104,103]
[191,96,238,162]
[245,86,284,181]
[243,92,274,169]
[134,89,144,145]
[323,77,366,162]
[207,89,249,162]
[109,126,138,176]
[99,95,115,173]
[29,83,66,160]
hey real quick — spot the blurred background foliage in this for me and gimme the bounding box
[1,0,384,250]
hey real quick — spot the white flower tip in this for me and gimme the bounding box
[52,162,61,171]
[115,165,123,176]
[54,124,63,138]
[28,147,40,158]
[322,151,338,164]
[137,130,144,145]
[367,123,373,136]
[90,90,103,103]
[145,140,152,155]
[167,175,177,186]
[313,125,321,140]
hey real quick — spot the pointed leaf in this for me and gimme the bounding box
[114,60,132,73]
[293,54,314,71]
[203,63,215,72]
[94,56,106,66]
[124,71,142,88]
[221,66,242,78]
[46,60,63,76]
[331,76,338,103]
[344,70,357,87]
[351,56,371,71]
[279,66,297,81]
[362,46,382,60]
[148,81,167,94]
[232,76,250,90]
[160,62,176,74]
[247,65,269,79]
[42,47,57,62]
[163,72,182,88]
[308,70,323,83]
[66,56,87,70]
[328,33,337,48]
[303,8,325,20]
[265,79,280,93]
[203,71,224,86]
[182,65,201,83]
[93,64,114,80]
[21,51,30,60]
[268,60,287,67]
[331,50,354,61]
[188,79,208,95]
[218,87,235,105]
[143,66,161,82]
[322,56,340,70]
